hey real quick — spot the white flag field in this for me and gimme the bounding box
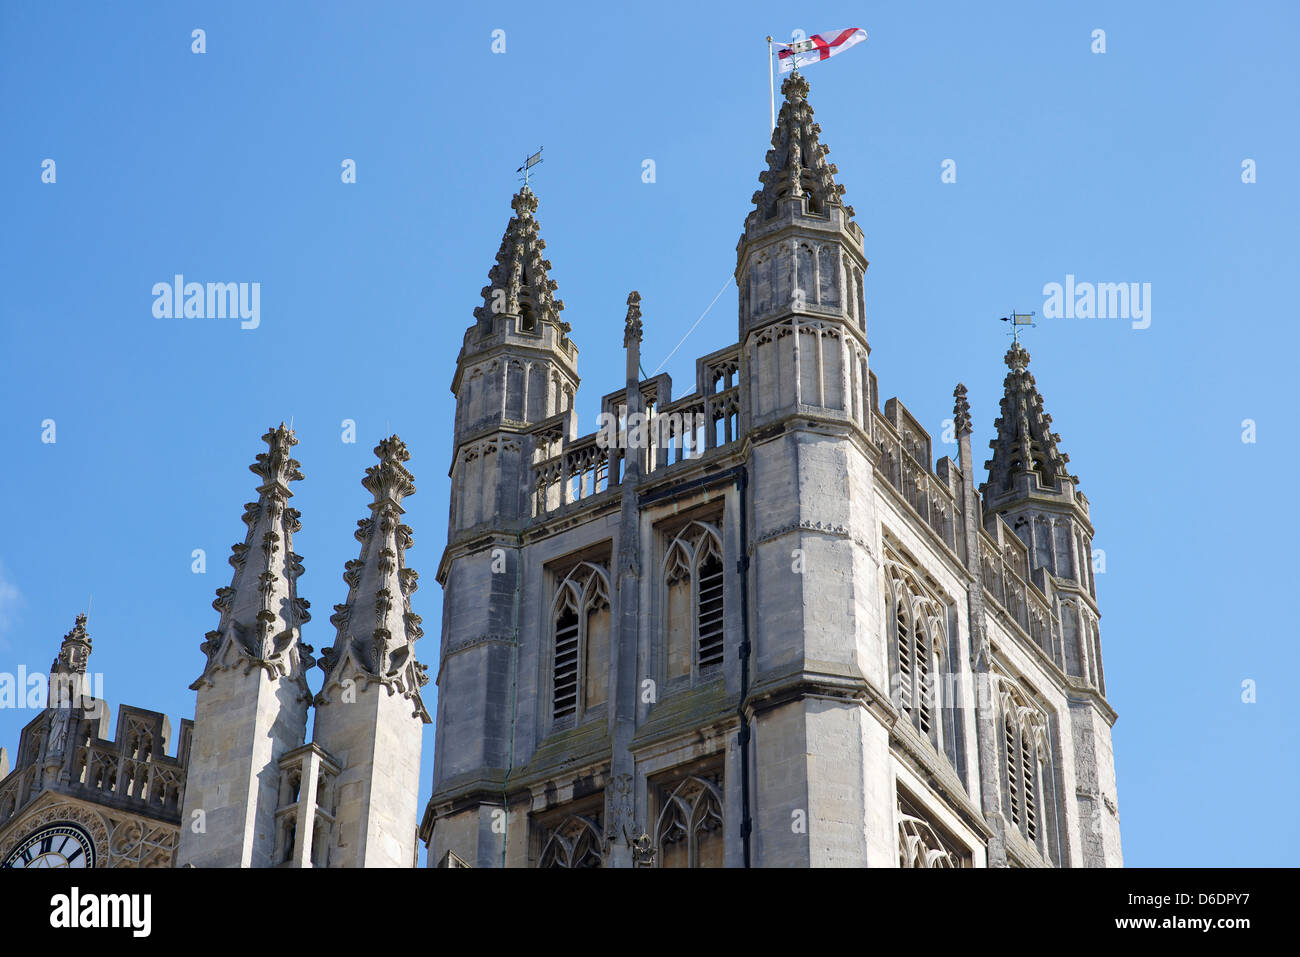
[775,28,867,73]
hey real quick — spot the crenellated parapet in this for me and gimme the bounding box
[870,394,967,558]
[525,331,745,523]
[0,701,191,831]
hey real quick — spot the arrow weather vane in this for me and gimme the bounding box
[517,147,544,188]
[1001,310,1036,345]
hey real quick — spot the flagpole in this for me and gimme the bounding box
[766,36,776,133]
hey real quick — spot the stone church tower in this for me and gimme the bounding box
[0,71,1122,871]
[421,71,1123,867]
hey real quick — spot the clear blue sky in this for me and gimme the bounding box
[2,2,1296,866]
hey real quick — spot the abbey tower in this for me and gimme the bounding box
[420,71,1122,868]
[0,71,1120,871]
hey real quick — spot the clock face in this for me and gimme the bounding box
[2,823,96,869]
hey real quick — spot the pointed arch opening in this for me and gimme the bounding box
[660,521,726,685]
[550,561,612,723]
[994,675,1057,862]
[884,561,949,755]
[655,774,724,868]
[538,814,603,868]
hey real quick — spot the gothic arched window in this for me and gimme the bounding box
[655,776,724,868]
[539,814,603,868]
[897,793,967,868]
[551,562,611,722]
[662,522,726,682]
[898,814,956,868]
[996,678,1054,857]
[885,563,947,751]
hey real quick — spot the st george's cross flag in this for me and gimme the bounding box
[776,28,867,73]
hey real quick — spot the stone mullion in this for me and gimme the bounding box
[791,320,802,406]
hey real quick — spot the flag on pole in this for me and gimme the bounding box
[775,28,867,73]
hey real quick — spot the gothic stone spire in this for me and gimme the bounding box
[747,71,851,229]
[982,344,1077,499]
[317,435,430,721]
[192,424,314,693]
[474,186,568,336]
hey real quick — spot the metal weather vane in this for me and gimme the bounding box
[1001,310,1036,345]
[517,147,543,188]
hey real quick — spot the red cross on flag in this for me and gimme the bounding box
[776,28,867,73]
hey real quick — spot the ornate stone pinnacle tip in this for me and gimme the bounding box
[263,422,299,449]
[365,436,416,500]
[782,71,810,101]
[624,291,643,346]
[375,435,411,464]
[1005,342,1030,371]
[512,188,538,216]
[64,614,90,643]
[254,424,303,484]
[953,383,972,436]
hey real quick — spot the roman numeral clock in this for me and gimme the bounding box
[2,823,96,869]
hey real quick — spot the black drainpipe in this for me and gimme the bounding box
[638,463,753,868]
[734,467,752,868]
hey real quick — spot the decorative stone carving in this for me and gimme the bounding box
[747,72,849,228]
[982,345,1077,496]
[316,436,430,722]
[623,291,642,345]
[191,425,315,694]
[0,800,110,867]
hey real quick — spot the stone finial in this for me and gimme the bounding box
[318,435,429,721]
[1005,342,1030,372]
[474,188,564,330]
[782,71,810,102]
[953,384,972,437]
[192,425,314,691]
[624,291,643,346]
[251,422,303,487]
[51,613,92,677]
[511,186,538,218]
[982,346,1078,497]
[748,71,848,227]
[364,435,416,503]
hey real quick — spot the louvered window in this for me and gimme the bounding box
[661,522,726,681]
[1022,734,1037,841]
[696,542,725,668]
[915,628,932,736]
[896,604,913,712]
[1005,716,1020,826]
[551,562,610,722]
[552,598,579,720]
[999,686,1051,854]
[887,565,945,751]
